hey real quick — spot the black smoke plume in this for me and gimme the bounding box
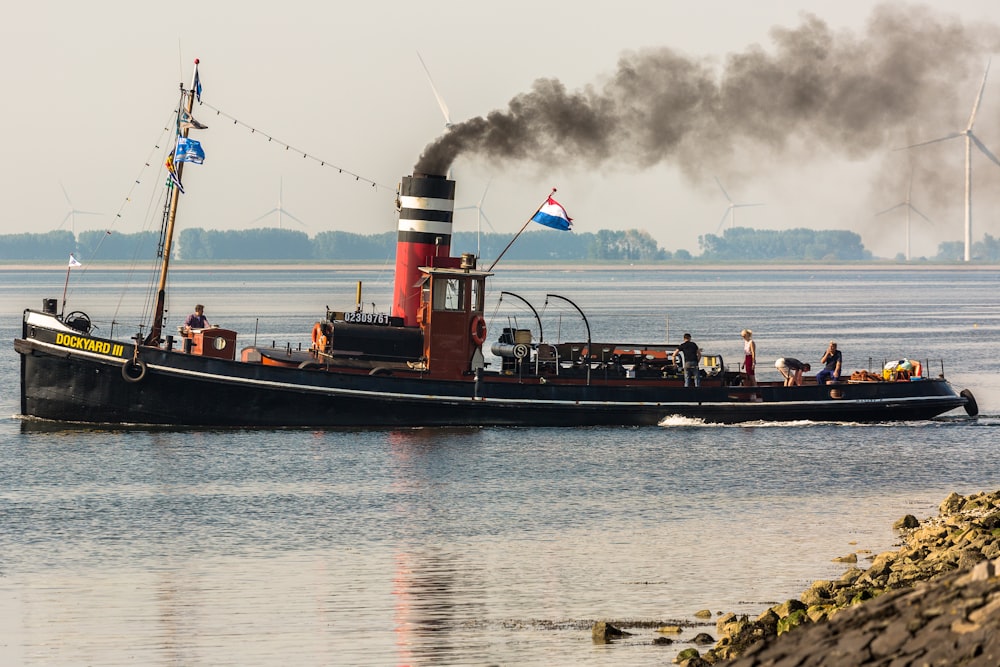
[414,4,1000,180]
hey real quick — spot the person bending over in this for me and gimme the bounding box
[775,357,811,386]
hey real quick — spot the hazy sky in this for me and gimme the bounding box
[3,1,1000,259]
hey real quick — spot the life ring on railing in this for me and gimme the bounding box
[470,315,487,347]
[122,358,147,383]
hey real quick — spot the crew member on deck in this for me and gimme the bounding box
[740,329,757,386]
[816,341,842,385]
[672,333,701,387]
[183,304,209,332]
[775,357,810,386]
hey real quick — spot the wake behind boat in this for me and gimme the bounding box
[15,63,978,427]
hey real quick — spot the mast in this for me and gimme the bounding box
[145,59,199,345]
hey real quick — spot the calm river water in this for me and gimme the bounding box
[1,265,999,666]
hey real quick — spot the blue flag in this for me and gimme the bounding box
[193,69,202,103]
[175,137,205,164]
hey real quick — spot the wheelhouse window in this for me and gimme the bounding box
[471,278,483,312]
[433,277,465,311]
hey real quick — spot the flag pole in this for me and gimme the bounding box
[487,188,556,272]
[61,254,78,316]
[61,264,71,317]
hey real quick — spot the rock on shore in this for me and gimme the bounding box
[692,490,1000,666]
[723,559,1000,666]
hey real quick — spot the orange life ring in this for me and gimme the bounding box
[470,315,487,346]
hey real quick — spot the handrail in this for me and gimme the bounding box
[545,293,591,385]
[498,291,543,343]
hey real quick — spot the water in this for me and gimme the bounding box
[2,265,999,666]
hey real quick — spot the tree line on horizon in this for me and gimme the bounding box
[3,227,999,263]
[698,228,872,261]
[0,228,675,262]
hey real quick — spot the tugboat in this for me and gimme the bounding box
[15,63,978,427]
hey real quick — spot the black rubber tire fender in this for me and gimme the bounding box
[122,358,147,383]
[961,389,979,417]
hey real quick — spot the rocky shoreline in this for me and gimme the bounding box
[595,490,1000,665]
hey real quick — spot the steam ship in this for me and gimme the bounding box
[15,64,978,427]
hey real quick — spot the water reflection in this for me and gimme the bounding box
[3,268,1000,666]
[387,428,488,665]
[392,549,473,665]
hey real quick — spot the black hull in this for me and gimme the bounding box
[17,326,970,428]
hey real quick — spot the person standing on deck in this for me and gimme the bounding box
[183,304,209,333]
[672,333,701,387]
[740,329,757,386]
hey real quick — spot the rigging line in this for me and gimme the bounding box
[76,110,177,271]
[488,292,504,327]
[129,171,174,332]
[99,110,178,326]
[67,111,178,319]
[196,99,396,193]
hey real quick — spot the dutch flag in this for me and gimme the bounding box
[531,196,573,231]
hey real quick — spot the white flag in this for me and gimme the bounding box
[68,254,82,267]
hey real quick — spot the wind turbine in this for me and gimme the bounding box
[455,178,497,257]
[899,60,1000,262]
[416,50,452,128]
[250,177,307,230]
[56,182,102,237]
[875,168,934,261]
[715,177,764,233]
[416,51,459,181]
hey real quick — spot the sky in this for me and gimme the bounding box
[3,1,1000,260]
